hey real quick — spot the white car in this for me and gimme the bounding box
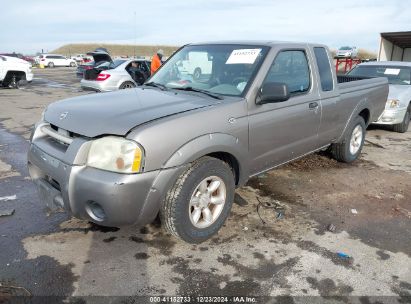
[80,50,151,92]
[177,51,212,80]
[0,55,33,88]
[348,61,411,132]
[39,54,77,68]
[335,46,359,59]
[71,54,85,62]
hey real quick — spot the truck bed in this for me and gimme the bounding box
[336,76,388,125]
[337,75,371,83]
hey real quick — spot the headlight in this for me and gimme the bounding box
[387,99,400,108]
[87,137,144,173]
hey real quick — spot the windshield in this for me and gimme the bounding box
[96,59,126,70]
[149,44,269,96]
[348,65,411,85]
[339,46,351,51]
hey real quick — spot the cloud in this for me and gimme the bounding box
[1,0,410,53]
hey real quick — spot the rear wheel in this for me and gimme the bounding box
[119,81,136,90]
[160,156,235,243]
[48,62,54,68]
[330,116,366,163]
[392,105,410,133]
[70,62,76,67]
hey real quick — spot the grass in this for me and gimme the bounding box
[52,43,180,57]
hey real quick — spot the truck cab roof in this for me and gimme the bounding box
[188,40,328,48]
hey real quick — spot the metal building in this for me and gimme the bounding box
[378,31,411,61]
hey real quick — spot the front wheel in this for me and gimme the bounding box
[160,156,235,243]
[330,116,366,163]
[392,105,410,133]
[119,81,136,89]
[70,62,76,67]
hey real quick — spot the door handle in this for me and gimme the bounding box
[309,102,319,109]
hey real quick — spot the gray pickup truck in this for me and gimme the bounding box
[28,41,388,243]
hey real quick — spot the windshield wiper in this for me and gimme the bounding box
[144,82,168,91]
[173,87,223,100]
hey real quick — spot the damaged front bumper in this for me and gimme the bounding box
[373,107,407,125]
[27,123,185,227]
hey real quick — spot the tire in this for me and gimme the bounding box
[70,62,76,67]
[392,105,410,133]
[160,156,235,243]
[330,116,366,163]
[7,74,19,89]
[48,62,54,68]
[119,81,136,89]
[193,68,201,80]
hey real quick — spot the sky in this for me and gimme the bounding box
[1,0,410,54]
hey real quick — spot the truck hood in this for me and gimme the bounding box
[44,88,222,137]
[388,84,411,104]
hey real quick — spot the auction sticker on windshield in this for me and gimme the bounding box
[384,68,401,75]
[226,49,261,64]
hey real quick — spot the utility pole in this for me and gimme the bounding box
[134,11,137,58]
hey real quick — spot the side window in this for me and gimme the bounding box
[314,47,334,91]
[264,50,310,94]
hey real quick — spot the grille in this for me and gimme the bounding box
[40,124,75,145]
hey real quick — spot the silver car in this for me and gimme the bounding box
[348,61,411,132]
[80,51,150,92]
[335,46,359,58]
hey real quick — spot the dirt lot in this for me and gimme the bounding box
[0,68,410,302]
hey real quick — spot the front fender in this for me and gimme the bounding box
[163,133,249,185]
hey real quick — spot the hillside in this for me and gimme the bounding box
[52,43,180,57]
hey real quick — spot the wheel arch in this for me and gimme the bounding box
[5,70,26,80]
[358,108,370,126]
[163,133,249,186]
[206,151,240,186]
[117,75,137,89]
[336,102,371,143]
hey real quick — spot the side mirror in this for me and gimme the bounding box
[256,82,290,105]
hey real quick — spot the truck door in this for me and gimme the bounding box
[248,49,321,175]
[312,46,343,146]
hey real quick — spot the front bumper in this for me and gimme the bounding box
[80,79,116,92]
[26,71,33,82]
[28,140,186,227]
[336,53,351,58]
[373,107,407,125]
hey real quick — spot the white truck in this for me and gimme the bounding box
[178,51,212,80]
[0,55,33,89]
